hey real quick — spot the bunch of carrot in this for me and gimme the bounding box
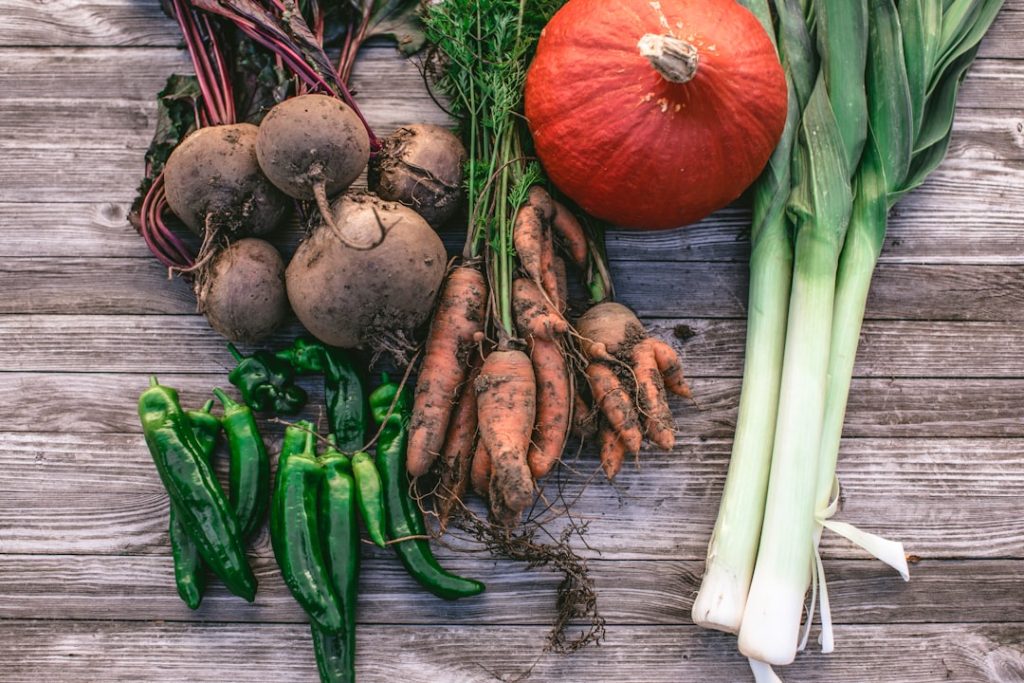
[409,0,692,529]
[406,186,583,525]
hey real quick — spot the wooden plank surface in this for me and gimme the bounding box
[1,314,1021,378]
[1,620,1022,683]
[2,0,1023,681]
[6,257,1024,321]
[2,432,1023,560]
[4,372,1023,438]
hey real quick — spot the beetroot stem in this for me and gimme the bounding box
[186,8,228,123]
[202,14,235,122]
[173,0,222,124]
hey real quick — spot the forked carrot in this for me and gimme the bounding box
[650,339,692,398]
[476,349,536,519]
[631,339,675,450]
[513,187,559,305]
[585,362,642,454]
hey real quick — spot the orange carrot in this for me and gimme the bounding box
[513,187,559,305]
[526,185,554,222]
[572,392,598,440]
[552,256,569,313]
[470,439,491,499]
[513,277,567,341]
[526,337,570,479]
[586,362,642,454]
[650,339,692,398]
[631,339,675,450]
[599,423,628,479]
[551,199,588,268]
[408,265,488,477]
[434,357,482,529]
[476,349,536,519]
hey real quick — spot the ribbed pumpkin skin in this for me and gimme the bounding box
[524,0,787,230]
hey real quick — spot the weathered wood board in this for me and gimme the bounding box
[1,1,1024,681]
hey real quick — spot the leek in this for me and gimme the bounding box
[692,0,1003,672]
[737,0,867,665]
[691,0,808,633]
[817,0,1006,521]
[737,71,859,666]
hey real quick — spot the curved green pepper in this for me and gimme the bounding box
[313,437,360,683]
[213,388,270,540]
[351,451,387,548]
[169,399,221,610]
[270,422,345,634]
[324,349,367,452]
[369,376,485,600]
[139,377,256,602]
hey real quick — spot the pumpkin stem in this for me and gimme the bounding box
[638,34,699,84]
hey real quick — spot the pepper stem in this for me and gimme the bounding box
[227,343,244,363]
[638,34,699,83]
[149,376,160,388]
[212,387,240,410]
[200,399,216,414]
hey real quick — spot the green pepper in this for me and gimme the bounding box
[275,337,328,375]
[138,377,256,602]
[312,436,360,683]
[273,340,367,451]
[310,626,353,683]
[324,349,367,452]
[169,400,221,610]
[213,388,270,540]
[227,343,307,414]
[270,421,345,634]
[351,451,387,548]
[369,375,485,600]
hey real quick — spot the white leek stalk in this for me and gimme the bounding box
[738,69,856,665]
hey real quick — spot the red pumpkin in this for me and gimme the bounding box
[525,0,787,230]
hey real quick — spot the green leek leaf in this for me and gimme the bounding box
[815,0,868,173]
[866,0,914,194]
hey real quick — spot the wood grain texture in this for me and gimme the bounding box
[0,554,1019,626]
[5,258,1024,320]
[1,432,1021,560]
[0,620,1021,683]
[11,174,1024,263]
[4,372,1023,439]
[3,0,1022,55]
[0,314,1021,378]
